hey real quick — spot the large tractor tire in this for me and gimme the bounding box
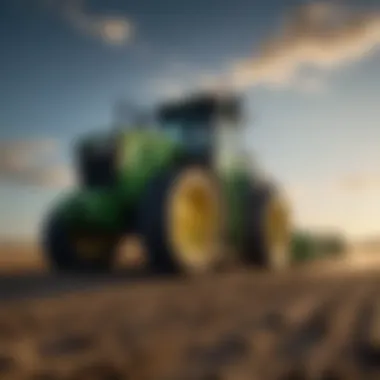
[42,209,118,273]
[241,182,292,270]
[137,166,225,275]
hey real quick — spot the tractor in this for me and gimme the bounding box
[41,92,292,274]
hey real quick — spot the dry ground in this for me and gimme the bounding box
[0,246,379,380]
[0,238,147,275]
[0,243,46,274]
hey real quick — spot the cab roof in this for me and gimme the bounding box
[157,93,242,123]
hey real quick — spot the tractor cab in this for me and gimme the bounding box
[74,93,246,189]
[157,93,244,169]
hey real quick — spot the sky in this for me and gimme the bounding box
[0,0,379,241]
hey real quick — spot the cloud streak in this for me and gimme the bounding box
[230,2,380,90]
[0,140,75,189]
[43,0,134,45]
[338,173,380,193]
[195,2,380,94]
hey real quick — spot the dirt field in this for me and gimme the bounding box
[0,241,144,275]
[0,243,46,274]
[0,248,380,380]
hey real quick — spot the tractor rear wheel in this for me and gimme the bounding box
[137,166,225,275]
[42,210,117,273]
[241,183,291,270]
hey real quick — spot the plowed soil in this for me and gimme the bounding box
[0,253,380,380]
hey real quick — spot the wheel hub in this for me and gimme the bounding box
[73,235,112,259]
[167,169,222,271]
[264,195,291,268]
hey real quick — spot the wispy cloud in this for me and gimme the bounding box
[285,172,380,197]
[174,2,380,96]
[0,139,75,189]
[226,2,380,91]
[42,0,134,45]
[338,173,380,193]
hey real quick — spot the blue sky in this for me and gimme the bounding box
[0,0,380,241]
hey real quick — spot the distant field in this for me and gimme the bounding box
[0,240,379,276]
[0,243,46,273]
[0,239,145,274]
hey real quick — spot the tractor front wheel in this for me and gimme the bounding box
[42,210,118,274]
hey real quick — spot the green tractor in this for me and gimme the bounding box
[41,93,292,275]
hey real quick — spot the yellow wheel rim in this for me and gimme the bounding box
[264,194,291,269]
[167,168,222,271]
